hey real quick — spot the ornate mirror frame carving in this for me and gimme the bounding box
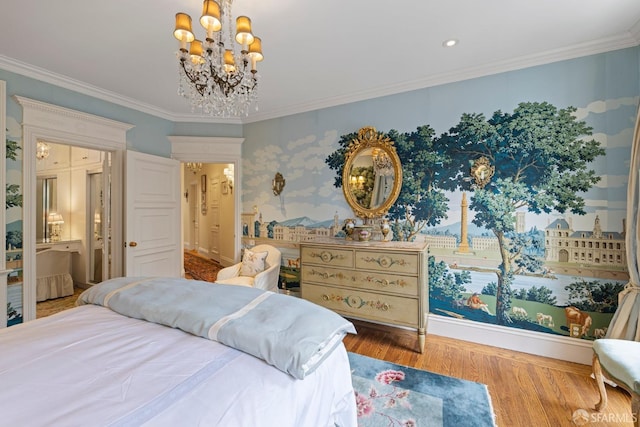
[342,126,402,220]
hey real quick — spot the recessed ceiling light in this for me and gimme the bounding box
[442,39,458,48]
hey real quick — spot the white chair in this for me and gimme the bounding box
[215,244,282,292]
[592,338,640,427]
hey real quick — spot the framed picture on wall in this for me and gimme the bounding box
[222,180,229,195]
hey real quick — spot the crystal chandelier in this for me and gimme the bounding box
[36,141,50,160]
[186,162,203,174]
[173,0,264,117]
[372,148,393,176]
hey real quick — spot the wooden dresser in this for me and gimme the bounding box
[300,238,429,352]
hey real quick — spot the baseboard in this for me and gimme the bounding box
[219,255,234,267]
[427,314,594,365]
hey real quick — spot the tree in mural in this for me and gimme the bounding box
[6,134,22,210]
[437,102,605,325]
[326,126,450,241]
[565,279,625,313]
[428,255,471,301]
[513,286,557,305]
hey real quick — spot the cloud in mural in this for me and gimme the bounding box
[594,174,628,189]
[244,145,287,174]
[573,96,638,120]
[287,130,338,174]
[592,128,634,149]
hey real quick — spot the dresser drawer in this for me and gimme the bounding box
[302,265,418,296]
[302,283,419,327]
[355,250,419,275]
[301,246,353,268]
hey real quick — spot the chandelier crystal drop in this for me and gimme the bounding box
[36,141,50,160]
[173,0,264,117]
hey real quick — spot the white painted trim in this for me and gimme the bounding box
[0,80,6,328]
[427,314,594,365]
[169,136,244,263]
[15,96,132,322]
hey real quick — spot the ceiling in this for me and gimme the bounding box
[1,1,640,124]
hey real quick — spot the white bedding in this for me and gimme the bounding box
[0,305,357,427]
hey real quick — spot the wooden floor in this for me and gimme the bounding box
[343,320,634,427]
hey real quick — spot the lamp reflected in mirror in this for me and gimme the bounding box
[47,212,64,242]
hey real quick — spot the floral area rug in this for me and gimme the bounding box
[348,352,496,427]
[184,251,222,282]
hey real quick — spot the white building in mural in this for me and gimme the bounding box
[247,211,340,243]
[423,235,457,249]
[545,216,626,267]
[471,236,500,251]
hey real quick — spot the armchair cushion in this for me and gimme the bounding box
[239,249,268,277]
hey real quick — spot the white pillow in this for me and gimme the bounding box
[240,249,268,277]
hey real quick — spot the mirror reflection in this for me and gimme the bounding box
[36,176,57,242]
[347,147,395,209]
[342,126,402,221]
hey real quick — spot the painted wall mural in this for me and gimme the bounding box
[5,117,23,326]
[240,48,639,342]
[243,100,634,340]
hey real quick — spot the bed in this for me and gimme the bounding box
[0,277,358,426]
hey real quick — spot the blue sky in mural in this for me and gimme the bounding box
[243,128,354,223]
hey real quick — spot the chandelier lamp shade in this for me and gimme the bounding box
[173,0,264,117]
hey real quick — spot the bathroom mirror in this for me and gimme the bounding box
[342,126,402,220]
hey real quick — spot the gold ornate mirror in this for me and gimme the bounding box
[342,126,402,220]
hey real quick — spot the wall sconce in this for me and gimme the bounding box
[224,166,234,192]
[47,212,64,242]
[272,172,285,196]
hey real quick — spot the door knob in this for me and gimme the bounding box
[129,241,138,247]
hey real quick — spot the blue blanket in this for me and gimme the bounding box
[77,277,356,379]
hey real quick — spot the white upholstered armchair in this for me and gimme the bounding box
[215,244,282,292]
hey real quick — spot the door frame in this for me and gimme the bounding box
[169,136,243,265]
[15,96,131,322]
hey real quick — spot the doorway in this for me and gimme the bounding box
[34,142,111,318]
[181,163,233,267]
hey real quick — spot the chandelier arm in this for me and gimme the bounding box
[179,60,210,96]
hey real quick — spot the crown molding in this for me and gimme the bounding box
[630,18,640,45]
[2,30,639,126]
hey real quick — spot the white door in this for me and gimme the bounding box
[125,151,181,277]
